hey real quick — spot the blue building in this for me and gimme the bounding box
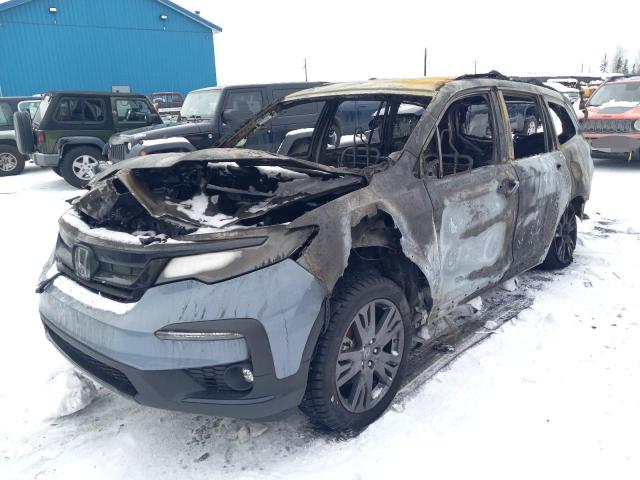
[0,0,221,96]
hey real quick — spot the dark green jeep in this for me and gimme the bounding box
[14,91,161,187]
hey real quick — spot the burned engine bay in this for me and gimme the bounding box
[73,150,367,242]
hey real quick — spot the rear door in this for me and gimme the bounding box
[497,90,572,275]
[422,90,520,308]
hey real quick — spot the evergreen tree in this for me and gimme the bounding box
[600,53,609,72]
[622,59,629,74]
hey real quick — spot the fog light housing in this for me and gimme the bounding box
[224,365,254,391]
[241,368,254,384]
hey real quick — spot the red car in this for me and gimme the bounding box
[578,76,640,161]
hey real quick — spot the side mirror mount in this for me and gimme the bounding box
[222,109,241,127]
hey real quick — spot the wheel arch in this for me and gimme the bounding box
[58,137,105,158]
[338,209,434,329]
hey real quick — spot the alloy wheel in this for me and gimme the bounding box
[71,155,99,180]
[554,208,577,263]
[0,152,18,172]
[335,299,405,413]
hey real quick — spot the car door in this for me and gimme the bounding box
[497,90,572,275]
[422,90,520,308]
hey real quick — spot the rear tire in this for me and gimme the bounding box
[60,146,101,188]
[0,145,26,176]
[540,204,577,269]
[13,111,35,154]
[300,271,411,432]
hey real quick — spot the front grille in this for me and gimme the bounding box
[580,118,635,133]
[55,234,168,302]
[109,143,128,161]
[185,366,234,392]
[46,325,138,397]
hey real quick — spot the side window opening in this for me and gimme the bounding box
[548,101,577,145]
[320,97,429,168]
[55,98,105,123]
[223,91,264,129]
[389,103,425,153]
[323,99,388,168]
[421,94,496,178]
[115,99,151,123]
[0,102,13,127]
[503,94,547,160]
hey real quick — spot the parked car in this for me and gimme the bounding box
[37,76,592,432]
[578,75,640,161]
[544,81,581,105]
[105,82,325,161]
[0,96,40,176]
[13,91,162,187]
[150,91,184,111]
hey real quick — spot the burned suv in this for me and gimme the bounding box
[37,76,592,431]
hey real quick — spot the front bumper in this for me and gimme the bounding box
[39,259,327,419]
[31,152,59,167]
[584,133,640,153]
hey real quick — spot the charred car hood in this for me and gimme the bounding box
[76,149,367,241]
[109,120,212,144]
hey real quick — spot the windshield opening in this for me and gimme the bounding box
[589,82,640,107]
[180,89,221,120]
[33,94,51,125]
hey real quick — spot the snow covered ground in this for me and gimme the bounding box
[1,157,639,479]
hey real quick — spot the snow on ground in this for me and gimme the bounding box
[1,158,639,479]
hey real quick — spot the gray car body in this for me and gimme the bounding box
[38,77,592,419]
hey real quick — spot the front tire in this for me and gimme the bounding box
[301,272,411,432]
[540,204,577,269]
[60,146,101,188]
[0,145,25,176]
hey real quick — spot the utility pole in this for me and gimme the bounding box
[423,48,427,76]
[304,58,308,82]
[474,60,477,74]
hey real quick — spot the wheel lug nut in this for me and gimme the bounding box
[367,360,373,368]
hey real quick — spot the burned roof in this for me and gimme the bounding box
[283,75,568,104]
[284,77,454,100]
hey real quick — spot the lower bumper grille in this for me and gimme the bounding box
[185,366,234,392]
[109,143,127,162]
[45,325,137,397]
[580,118,635,134]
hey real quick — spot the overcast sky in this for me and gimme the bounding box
[174,0,640,85]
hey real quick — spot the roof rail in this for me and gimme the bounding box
[455,70,509,81]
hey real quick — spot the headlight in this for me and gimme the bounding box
[634,120,640,131]
[126,142,133,151]
[155,227,316,284]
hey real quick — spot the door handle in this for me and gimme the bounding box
[499,179,520,196]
